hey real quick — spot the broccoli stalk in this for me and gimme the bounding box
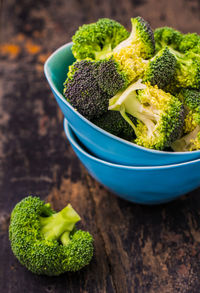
[109,80,185,150]
[113,16,155,59]
[39,204,80,241]
[9,196,93,276]
[172,125,200,152]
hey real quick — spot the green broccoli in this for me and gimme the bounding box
[172,89,200,151]
[94,57,130,96]
[64,60,111,120]
[179,33,200,53]
[109,80,185,150]
[154,27,200,88]
[92,110,136,140]
[143,46,177,89]
[113,16,155,59]
[72,18,129,60]
[168,49,200,89]
[154,26,183,52]
[9,196,93,276]
[70,17,156,93]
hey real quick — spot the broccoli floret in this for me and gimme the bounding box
[101,46,177,91]
[109,80,185,150]
[71,17,155,94]
[172,89,200,151]
[169,49,200,89]
[72,18,129,60]
[9,196,93,276]
[144,46,177,89]
[64,60,111,120]
[94,57,130,96]
[154,27,200,88]
[154,27,183,52]
[109,17,155,84]
[92,110,136,140]
[171,126,200,152]
[114,17,155,59]
[179,33,200,53]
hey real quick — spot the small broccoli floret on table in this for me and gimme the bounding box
[64,60,111,120]
[9,196,93,276]
[144,46,177,89]
[72,18,129,60]
[92,110,136,141]
[172,89,200,151]
[109,80,185,150]
[154,26,183,52]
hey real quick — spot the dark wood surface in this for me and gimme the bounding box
[1,0,200,292]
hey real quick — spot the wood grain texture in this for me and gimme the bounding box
[0,0,200,292]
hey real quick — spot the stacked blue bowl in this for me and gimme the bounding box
[44,43,200,204]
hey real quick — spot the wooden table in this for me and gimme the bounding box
[1,0,200,292]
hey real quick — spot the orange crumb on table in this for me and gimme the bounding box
[0,44,21,58]
[15,34,25,42]
[25,41,41,55]
[36,64,43,72]
[38,53,51,64]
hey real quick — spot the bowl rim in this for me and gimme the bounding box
[44,42,200,156]
[64,118,200,170]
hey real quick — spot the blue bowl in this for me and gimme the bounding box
[44,42,200,167]
[64,119,200,205]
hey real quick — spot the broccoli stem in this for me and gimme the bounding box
[168,47,191,64]
[94,43,112,60]
[172,125,200,151]
[109,80,159,136]
[60,231,71,245]
[39,204,80,241]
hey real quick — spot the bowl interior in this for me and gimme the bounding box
[45,43,75,94]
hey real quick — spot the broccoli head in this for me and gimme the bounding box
[9,196,93,276]
[107,17,155,84]
[92,110,136,140]
[72,18,129,60]
[179,33,200,53]
[172,89,200,151]
[64,60,111,120]
[154,27,200,88]
[170,49,200,89]
[154,26,183,52]
[144,46,177,89]
[109,80,185,150]
[114,16,155,59]
[94,57,129,96]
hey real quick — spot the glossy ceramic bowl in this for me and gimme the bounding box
[64,119,200,205]
[44,42,200,167]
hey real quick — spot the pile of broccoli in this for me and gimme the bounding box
[9,196,93,276]
[63,17,200,152]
